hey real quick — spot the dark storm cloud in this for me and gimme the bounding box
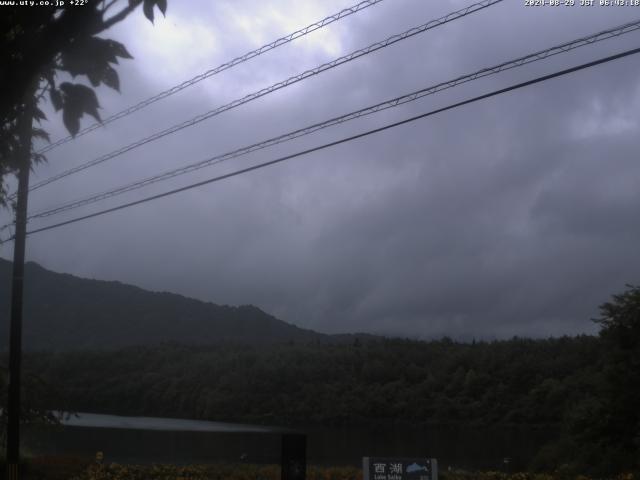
[2,0,640,338]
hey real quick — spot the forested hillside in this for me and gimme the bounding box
[26,336,602,428]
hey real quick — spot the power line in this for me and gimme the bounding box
[23,0,503,196]
[25,18,640,222]
[7,45,639,242]
[37,0,388,155]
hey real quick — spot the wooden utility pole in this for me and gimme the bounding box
[6,86,35,480]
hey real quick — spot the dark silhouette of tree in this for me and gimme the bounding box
[548,285,640,476]
[592,285,640,472]
[0,364,70,449]
[0,0,169,449]
[0,0,168,206]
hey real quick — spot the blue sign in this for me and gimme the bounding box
[363,457,437,480]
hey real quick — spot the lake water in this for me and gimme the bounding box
[24,412,556,470]
[61,412,279,433]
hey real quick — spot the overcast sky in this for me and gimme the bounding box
[2,0,640,339]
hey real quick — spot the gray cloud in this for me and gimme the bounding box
[2,0,640,339]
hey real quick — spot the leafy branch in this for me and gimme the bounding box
[0,0,169,207]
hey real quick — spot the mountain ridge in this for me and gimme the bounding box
[0,257,335,351]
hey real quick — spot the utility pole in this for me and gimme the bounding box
[6,84,35,480]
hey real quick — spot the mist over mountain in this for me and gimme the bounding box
[0,258,329,351]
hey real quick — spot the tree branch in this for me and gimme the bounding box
[102,0,143,30]
[0,1,143,121]
[102,0,119,13]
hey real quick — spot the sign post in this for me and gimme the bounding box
[281,433,306,480]
[363,457,438,480]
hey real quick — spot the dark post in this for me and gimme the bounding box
[281,433,306,480]
[6,87,35,480]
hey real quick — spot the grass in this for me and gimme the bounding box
[0,457,635,480]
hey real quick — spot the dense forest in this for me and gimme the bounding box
[25,336,602,429]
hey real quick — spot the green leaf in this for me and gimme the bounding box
[31,152,47,164]
[32,128,50,143]
[62,108,80,137]
[87,69,102,87]
[33,107,47,123]
[60,82,102,127]
[141,0,167,23]
[44,70,56,89]
[50,88,63,111]
[156,0,167,16]
[102,65,120,92]
[143,0,155,23]
[106,39,133,60]
[60,37,132,88]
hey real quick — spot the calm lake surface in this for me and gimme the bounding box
[24,412,556,470]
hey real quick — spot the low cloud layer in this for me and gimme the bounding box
[2,0,639,338]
